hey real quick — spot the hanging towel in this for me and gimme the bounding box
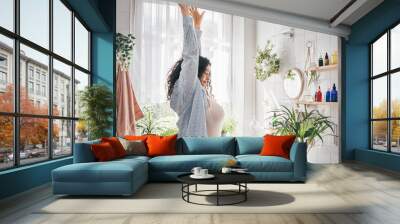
[116,64,143,136]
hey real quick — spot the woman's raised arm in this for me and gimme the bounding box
[176,4,201,101]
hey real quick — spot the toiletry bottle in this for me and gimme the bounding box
[331,84,338,102]
[317,86,322,102]
[318,55,323,67]
[331,51,338,64]
[325,88,331,102]
[314,90,318,102]
[324,52,329,66]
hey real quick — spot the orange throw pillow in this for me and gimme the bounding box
[260,135,296,159]
[91,142,118,162]
[101,137,126,158]
[146,134,177,157]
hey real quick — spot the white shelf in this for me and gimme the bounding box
[295,101,338,106]
[307,64,338,72]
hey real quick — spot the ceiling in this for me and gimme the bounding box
[175,0,383,37]
[223,0,383,25]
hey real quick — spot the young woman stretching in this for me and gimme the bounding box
[167,4,224,137]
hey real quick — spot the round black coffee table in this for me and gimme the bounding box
[177,173,255,206]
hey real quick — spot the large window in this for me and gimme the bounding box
[371,23,400,153]
[0,0,91,170]
[131,0,233,135]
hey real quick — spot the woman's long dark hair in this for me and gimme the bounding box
[167,56,211,99]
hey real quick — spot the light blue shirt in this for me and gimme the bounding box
[170,16,208,138]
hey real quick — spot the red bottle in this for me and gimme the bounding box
[316,86,322,102]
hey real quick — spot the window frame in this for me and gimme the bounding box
[0,0,92,171]
[370,20,400,154]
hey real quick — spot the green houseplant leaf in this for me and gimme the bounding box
[79,84,113,140]
[270,105,335,146]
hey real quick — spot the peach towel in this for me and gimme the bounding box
[116,65,143,136]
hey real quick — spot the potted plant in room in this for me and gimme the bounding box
[79,84,113,140]
[221,117,237,136]
[136,106,165,135]
[255,40,280,81]
[116,33,135,70]
[270,105,335,151]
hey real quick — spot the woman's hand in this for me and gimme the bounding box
[179,4,192,17]
[192,8,205,29]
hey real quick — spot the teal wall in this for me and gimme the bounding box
[92,32,116,135]
[0,158,72,199]
[343,0,400,171]
[0,0,116,200]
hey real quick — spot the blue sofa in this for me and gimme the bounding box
[52,137,307,196]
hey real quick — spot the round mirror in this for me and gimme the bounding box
[283,68,304,99]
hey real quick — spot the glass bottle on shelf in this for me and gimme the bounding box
[318,54,323,67]
[331,84,338,102]
[324,52,329,66]
[316,86,322,102]
[325,88,331,102]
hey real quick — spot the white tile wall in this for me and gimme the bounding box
[256,21,340,164]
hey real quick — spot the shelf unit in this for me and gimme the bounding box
[307,64,338,72]
[295,101,338,106]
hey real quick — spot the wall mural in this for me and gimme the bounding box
[116,0,341,163]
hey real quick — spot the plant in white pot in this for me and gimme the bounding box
[270,105,335,151]
[255,40,280,81]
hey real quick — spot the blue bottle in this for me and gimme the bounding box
[325,88,331,102]
[330,84,338,102]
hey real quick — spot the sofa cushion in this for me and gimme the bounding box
[118,138,147,156]
[149,154,235,172]
[101,137,127,158]
[53,158,147,183]
[178,137,236,155]
[235,137,263,155]
[146,134,177,157]
[236,155,293,172]
[91,142,118,161]
[260,135,296,159]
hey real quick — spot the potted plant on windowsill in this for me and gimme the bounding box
[270,105,335,153]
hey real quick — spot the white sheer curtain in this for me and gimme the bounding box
[131,0,233,109]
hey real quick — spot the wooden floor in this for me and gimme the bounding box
[1,162,400,224]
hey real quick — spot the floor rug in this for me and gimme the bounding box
[37,183,362,214]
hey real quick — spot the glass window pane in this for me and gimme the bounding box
[53,59,72,117]
[0,116,14,170]
[391,72,400,118]
[20,44,49,115]
[20,117,49,165]
[20,0,49,49]
[391,24,400,70]
[372,77,387,119]
[75,18,89,70]
[74,69,89,118]
[0,0,14,31]
[372,121,388,151]
[75,120,88,143]
[53,119,72,157]
[0,35,14,112]
[372,33,387,76]
[53,0,72,60]
[391,120,400,153]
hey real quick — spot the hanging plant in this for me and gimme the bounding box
[116,33,135,70]
[255,40,280,81]
[304,41,319,86]
[306,70,319,86]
